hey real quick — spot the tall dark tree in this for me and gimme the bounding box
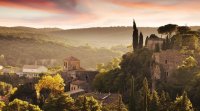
[157,26,165,38]
[143,77,150,111]
[162,39,166,50]
[129,76,135,111]
[166,35,170,49]
[132,20,139,50]
[177,26,191,34]
[139,32,144,48]
[145,36,149,46]
[173,91,194,111]
[150,91,160,111]
[157,24,178,38]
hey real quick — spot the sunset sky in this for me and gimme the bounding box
[0,0,200,29]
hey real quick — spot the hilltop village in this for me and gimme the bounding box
[0,21,200,111]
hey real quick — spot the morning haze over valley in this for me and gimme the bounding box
[0,0,200,111]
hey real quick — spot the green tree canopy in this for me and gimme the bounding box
[35,74,65,97]
[4,99,42,111]
[74,96,102,111]
[158,24,178,38]
[177,26,191,34]
[173,91,193,111]
[43,93,75,111]
[150,91,160,111]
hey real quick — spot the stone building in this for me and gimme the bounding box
[152,50,188,81]
[21,65,48,78]
[70,80,89,91]
[63,56,98,92]
[146,35,163,51]
[63,56,81,71]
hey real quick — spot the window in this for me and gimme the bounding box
[166,72,168,76]
[165,60,168,64]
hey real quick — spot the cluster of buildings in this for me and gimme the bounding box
[62,56,120,105]
[145,35,199,90]
[62,56,98,92]
[0,65,48,78]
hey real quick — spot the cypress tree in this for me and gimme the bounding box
[143,77,150,111]
[160,90,166,110]
[132,20,139,51]
[129,76,135,111]
[162,39,166,50]
[174,91,194,111]
[150,91,160,111]
[145,36,149,46]
[166,35,170,49]
[181,91,193,111]
[139,32,144,48]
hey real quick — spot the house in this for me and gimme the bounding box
[21,65,48,78]
[63,56,81,71]
[152,50,188,80]
[146,34,163,51]
[2,66,21,74]
[63,56,99,92]
[70,80,89,91]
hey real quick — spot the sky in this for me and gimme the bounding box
[0,0,200,29]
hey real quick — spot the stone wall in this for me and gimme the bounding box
[153,50,188,80]
[147,39,163,51]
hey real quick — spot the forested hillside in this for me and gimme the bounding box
[0,34,121,69]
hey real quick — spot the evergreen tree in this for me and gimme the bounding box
[162,39,166,50]
[132,20,139,50]
[4,99,42,111]
[118,94,127,111]
[143,77,150,111]
[145,36,149,46]
[43,93,75,111]
[150,91,160,111]
[129,76,135,111]
[139,32,144,48]
[75,96,102,111]
[166,35,170,49]
[173,91,194,111]
[160,91,167,111]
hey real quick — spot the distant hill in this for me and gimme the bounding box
[0,26,199,68]
[49,27,159,47]
[1,26,199,48]
[0,34,121,69]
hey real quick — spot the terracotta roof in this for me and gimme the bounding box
[64,56,80,61]
[71,80,86,85]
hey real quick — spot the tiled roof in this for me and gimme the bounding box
[64,56,80,61]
